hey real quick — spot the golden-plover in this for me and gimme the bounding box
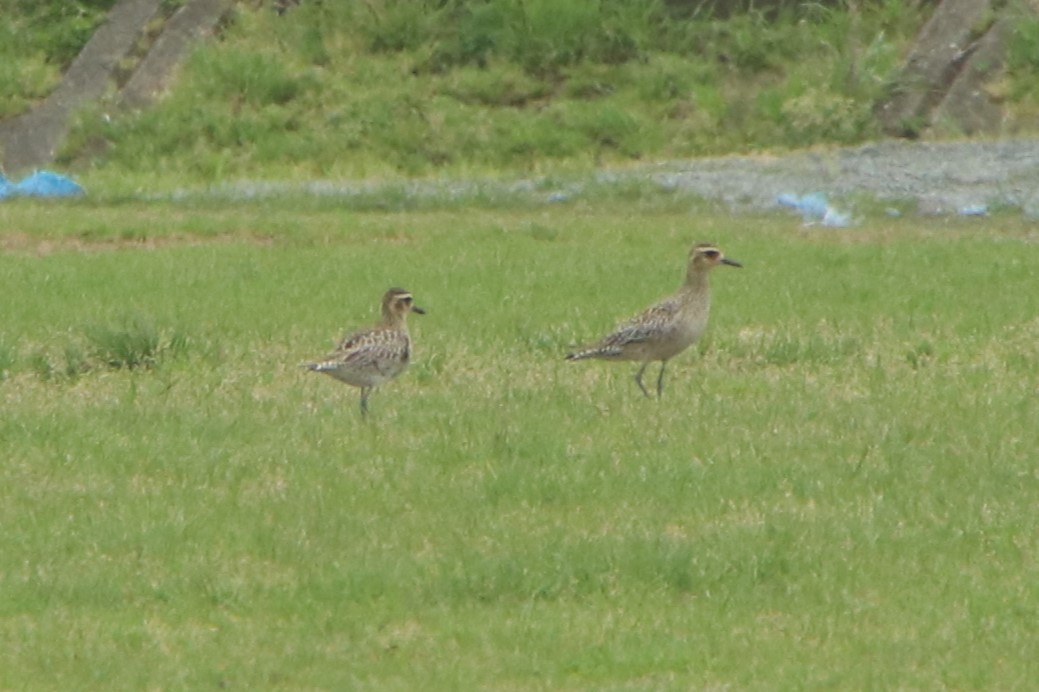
[567,243,741,397]
[305,287,425,415]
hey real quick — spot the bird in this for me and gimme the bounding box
[566,243,741,398]
[305,287,425,415]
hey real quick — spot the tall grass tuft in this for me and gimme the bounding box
[190,48,308,107]
[0,338,15,380]
[62,342,91,378]
[1007,11,1039,106]
[27,350,55,381]
[83,316,188,370]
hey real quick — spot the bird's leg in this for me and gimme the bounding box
[359,387,371,417]
[634,362,651,398]
[656,361,667,398]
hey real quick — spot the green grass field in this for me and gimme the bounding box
[2,194,1038,687]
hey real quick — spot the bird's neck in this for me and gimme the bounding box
[684,268,710,292]
[381,312,404,328]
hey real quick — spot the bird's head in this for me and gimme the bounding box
[382,287,426,322]
[689,243,742,272]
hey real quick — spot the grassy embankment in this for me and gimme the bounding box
[1,194,1038,686]
[3,2,1039,187]
[7,0,941,185]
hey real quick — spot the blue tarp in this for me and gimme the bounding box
[0,170,85,200]
[777,192,852,227]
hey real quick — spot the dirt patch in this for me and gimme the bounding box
[0,231,274,256]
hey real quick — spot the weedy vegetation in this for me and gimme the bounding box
[4,1,944,180]
[83,315,188,370]
[1,192,1038,687]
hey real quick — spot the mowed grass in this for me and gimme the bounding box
[1,197,1038,688]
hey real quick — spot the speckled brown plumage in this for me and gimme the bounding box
[306,288,425,415]
[567,243,741,397]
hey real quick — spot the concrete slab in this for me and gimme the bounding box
[0,0,162,174]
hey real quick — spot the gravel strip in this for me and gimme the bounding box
[204,138,1039,218]
[617,138,1039,216]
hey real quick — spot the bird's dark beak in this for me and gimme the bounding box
[412,305,427,315]
[722,258,742,268]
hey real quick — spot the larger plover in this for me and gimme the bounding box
[567,243,741,397]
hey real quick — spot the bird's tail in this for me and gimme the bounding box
[567,343,626,361]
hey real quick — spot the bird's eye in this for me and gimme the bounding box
[402,296,412,304]
[705,250,719,259]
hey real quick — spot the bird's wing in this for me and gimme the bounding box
[599,299,679,347]
[336,326,374,352]
[332,327,410,374]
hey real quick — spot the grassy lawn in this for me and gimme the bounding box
[1,194,1037,687]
